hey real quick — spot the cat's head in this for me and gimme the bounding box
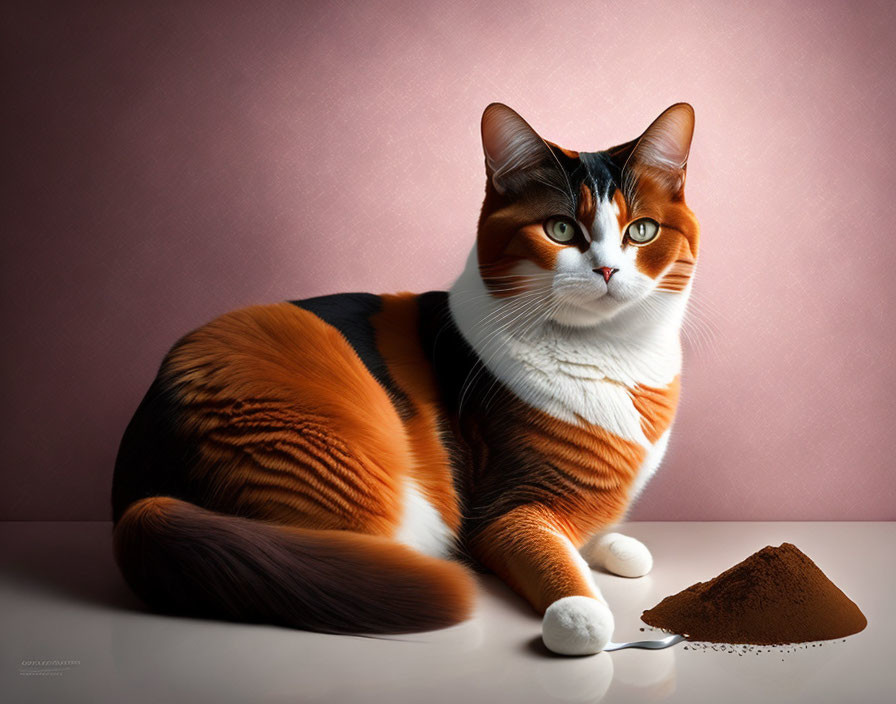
[476,103,699,328]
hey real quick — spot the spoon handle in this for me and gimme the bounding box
[603,634,685,651]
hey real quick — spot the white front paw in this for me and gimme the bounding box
[542,596,615,655]
[596,533,653,578]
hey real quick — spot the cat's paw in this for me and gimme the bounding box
[542,596,615,655]
[589,533,653,578]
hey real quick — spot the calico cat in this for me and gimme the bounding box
[112,102,698,655]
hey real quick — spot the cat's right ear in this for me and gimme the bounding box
[481,103,556,195]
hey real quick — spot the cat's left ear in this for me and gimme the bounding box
[626,103,695,195]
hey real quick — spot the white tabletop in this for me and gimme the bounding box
[1,521,892,703]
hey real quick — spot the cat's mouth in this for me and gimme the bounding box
[553,286,617,308]
[545,289,621,327]
[547,276,651,327]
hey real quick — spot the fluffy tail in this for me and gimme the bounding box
[113,496,474,634]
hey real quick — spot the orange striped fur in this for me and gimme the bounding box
[164,302,409,534]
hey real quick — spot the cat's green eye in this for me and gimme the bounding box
[625,218,660,245]
[544,217,577,244]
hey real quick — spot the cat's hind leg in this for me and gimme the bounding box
[581,532,653,578]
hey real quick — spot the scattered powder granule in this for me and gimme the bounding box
[641,543,866,645]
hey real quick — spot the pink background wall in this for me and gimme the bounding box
[3,0,894,521]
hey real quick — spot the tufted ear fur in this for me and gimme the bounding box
[481,103,561,195]
[626,103,695,195]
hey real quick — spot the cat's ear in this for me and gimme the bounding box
[481,103,558,195]
[626,103,695,194]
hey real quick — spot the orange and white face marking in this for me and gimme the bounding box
[473,176,698,329]
[576,182,596,231]
[471,102,699,330]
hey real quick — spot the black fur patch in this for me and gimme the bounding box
[417,290,483,410]
[579,151,622,202]
[290,293,414,420]
[111,376,204,523]
[546,146,624,221]
[416,290,491,536]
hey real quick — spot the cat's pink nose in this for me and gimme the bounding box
[594,267,618,283]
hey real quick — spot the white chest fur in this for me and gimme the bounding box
[449,249,687,453]
[631,429,671,500]
[394,478,455,559]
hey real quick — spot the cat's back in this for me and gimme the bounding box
[112,294,462,552]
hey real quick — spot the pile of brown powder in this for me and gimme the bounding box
[641,543,867,645]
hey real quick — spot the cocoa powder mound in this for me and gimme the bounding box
[641,543,866,645]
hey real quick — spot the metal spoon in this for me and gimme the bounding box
[604,634,685,651]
